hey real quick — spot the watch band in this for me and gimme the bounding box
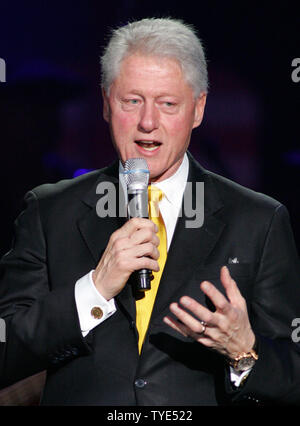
[228,338,259,372]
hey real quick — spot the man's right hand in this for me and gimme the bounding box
[92,218,160,301]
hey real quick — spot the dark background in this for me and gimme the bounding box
[0,0,299,257]
[0,0,299,406]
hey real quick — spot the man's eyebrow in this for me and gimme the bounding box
[123,90,142,96]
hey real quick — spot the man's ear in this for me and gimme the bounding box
[193,93,207,129]
[102,88,110,123]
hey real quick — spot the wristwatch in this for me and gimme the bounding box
[228,348,259,372]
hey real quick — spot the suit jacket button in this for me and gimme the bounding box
[91,306,103,319]
[135,379,147,388]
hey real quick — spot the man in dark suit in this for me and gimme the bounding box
[0,18,300,405]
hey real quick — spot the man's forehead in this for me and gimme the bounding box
[118,54,183,76]
[111,54,192,95]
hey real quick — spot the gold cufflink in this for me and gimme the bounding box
[91,306,103,319]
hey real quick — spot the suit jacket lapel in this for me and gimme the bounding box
[151,152,226,320]
[77,161,122,263]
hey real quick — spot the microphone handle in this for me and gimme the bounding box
[127,188,153,291]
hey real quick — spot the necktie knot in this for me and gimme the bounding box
[148,186,164,203]
[148,186,164,218]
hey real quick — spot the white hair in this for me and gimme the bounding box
[100,18,208,98]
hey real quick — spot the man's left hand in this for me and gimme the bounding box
[163,266,255,359]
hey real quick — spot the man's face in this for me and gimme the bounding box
[102,54,206,182]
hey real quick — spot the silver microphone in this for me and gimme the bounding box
[123,158,153,291]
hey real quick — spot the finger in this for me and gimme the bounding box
[110,241,159,273]
[118,243,159,274]
[169,302,216,334]
[164,315,214,348]
[112,218,158,242]
[179,296,216,326]
[111,236,134,253]
[163,316,190,337]
[128,217,158,233]
[118,247,159,272]
[129,227,160,247]
[130,242,160,261]
[220,266,245,307]
[179,296,237,342]
[200,281,231,315]
[111,227,159,259]
[133,256,160,272]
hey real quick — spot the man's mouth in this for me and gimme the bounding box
[135,140,162,151]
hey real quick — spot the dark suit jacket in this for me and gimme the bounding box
[0,152,300,405]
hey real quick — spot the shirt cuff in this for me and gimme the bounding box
[230,366,252,387]
[74,270,116,337]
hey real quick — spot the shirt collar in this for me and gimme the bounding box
[149,153,189,206]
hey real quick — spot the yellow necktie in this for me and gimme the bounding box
[136,186,167,354]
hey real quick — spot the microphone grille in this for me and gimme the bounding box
[123,158,150,188]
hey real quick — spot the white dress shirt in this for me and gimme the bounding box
[74,153,250,386]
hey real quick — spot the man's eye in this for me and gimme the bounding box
[128,99,139,104]
[162,101,178,109]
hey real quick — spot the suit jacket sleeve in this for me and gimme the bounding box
[228,204,300,404]
[0,191,92,389]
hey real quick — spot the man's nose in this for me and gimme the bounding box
[138,102,159,133]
